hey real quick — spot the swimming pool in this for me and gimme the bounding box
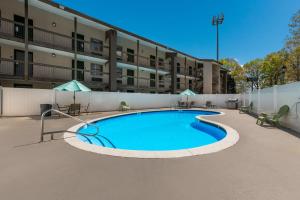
[65,110,239,158]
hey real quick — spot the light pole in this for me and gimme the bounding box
[212,13,224,61]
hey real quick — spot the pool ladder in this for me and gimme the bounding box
[40,109,99,142]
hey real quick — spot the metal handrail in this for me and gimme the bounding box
[40,109,99,142]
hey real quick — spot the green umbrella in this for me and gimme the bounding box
[180,89,196,105]
[54,80,91,105]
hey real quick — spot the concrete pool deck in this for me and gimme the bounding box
[0,109,300,200]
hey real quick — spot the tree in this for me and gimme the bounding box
[285,9,300,81]
[220,58,248,93]
[243,59,264,90]
[286,9,300,51]
[261,50,288,87]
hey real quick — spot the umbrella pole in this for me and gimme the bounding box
[73,91,75,105]
[187,95,189,108]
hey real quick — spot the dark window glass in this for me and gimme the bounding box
[158,58,164,66]
[72,60,84,81]
[72,33,84,52]
[189,66,193,76]
[150,55,156,67]
[127,69,134,85]
[176,78,180,89]
[91,77,102,82]
[90,38,103,55]
[127,48,134,63]
[90,63,103,76]
[177,63,180,73]
[150,73,156,87]
[14,15,33,41]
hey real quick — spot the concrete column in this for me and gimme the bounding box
[24,0,29,80]
[155,46,158,91]
[166,52,177,94]
[217,65,221,93]
[106,29,117,91]
[73,17,77,80]
[225,72,228,94]
[136,40,139,89]
[184,57,187,89]
[203,62,212,94]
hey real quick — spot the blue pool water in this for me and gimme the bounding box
[76,110,226,151]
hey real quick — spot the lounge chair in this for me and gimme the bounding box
[120,101,130,111]
[256,105,289,126]
[68,103,81,116]
[239,102,253,114]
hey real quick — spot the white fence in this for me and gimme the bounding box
[0,87,241,116]
[244,82,300,132]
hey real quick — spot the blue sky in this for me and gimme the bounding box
[54,0,299,65]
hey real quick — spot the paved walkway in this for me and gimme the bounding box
[0,109,299,200]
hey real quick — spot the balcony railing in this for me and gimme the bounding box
[116,74,171,91]
[0,58,24,78]
[0,17,109,59]
[0,58,110,85]
[117,50,171,72]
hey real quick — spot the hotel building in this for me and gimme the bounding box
[0,0,230,94]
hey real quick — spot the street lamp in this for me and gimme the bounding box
[212,13,224,61]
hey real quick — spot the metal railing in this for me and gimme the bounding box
[0,17,109,59]
[40,109,99,142]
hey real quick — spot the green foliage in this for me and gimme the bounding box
[222,10,300,92]
[220,58,248,93]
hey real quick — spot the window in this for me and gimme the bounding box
[189,66,193,76]
[91,77,102,82]
[159,75,164,88]
[117,46,123,61]
[72,32,84,52]
[72,60,84,81]
[177,63,180,73]
[14,15,33,41]
[117,79,122,84]
[197,63,204,69]
[176,78,180,89]
[90,63,103,76]
[150,73,156,88]
[14,84,32,88]
[150,55,156,67]
[127,48,134,63]
[90,38,103,54]
[127,69,134,86]
[158,58,164,66]
[189,80,193,89]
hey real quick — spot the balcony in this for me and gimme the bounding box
[0,17,109,60]
[0,57,109,87]
[117,50,171,72]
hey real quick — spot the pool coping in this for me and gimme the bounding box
[64,109,239,159]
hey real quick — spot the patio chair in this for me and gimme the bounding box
[239,102,253,114]
[189,101,195,108]
[120,101,130,111]
[256,105,289,126]
[82,103,90,113]
[68,103,81,116]
[178,101,186,108]
[206,101,216,109]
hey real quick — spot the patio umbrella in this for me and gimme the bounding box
[54,80,91,105]
[180,89,196,105]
